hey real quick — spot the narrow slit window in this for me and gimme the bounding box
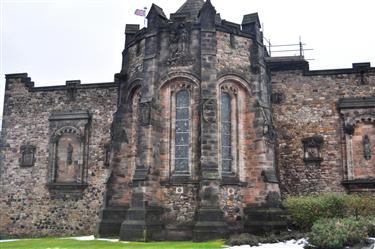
[175,89,190,173]
[221,92,232,173]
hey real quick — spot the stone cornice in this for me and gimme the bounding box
[337,97,375,109]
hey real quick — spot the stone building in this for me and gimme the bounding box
[0,0,374,241]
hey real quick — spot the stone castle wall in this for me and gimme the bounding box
[271,64,375,195]
[2,0,374,239]
[0,74,118,238]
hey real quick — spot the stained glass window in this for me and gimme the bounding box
[221,92,232,173]
[175,90,190,173]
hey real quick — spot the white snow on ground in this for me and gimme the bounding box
[228,239,308,249]
[70,235,96,241]
[97,238,120,243]
[66,235,128,243]
[0,239,20,243]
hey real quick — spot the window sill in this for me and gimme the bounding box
[159,174,198,186]
[47,182,88,193]
[303,157,323,164]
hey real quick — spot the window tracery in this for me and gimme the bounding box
[174,89,190,173]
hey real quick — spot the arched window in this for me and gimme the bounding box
[221,92,232,173]
[174,89,190,173]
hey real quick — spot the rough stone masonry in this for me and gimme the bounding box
[0,0,374,241]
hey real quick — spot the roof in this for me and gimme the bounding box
[148,4,167,20]
[175,0,205,20]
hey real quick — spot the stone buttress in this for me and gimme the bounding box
[98,0,286,241]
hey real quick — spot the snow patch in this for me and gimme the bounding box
[69,235,96,241]
[228,239,308,249]
[97,238,119,243]
[61,235,129,243]
[0,239,20,243]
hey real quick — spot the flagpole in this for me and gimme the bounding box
[143,7,147,28]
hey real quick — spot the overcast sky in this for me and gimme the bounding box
[1,0,375,120]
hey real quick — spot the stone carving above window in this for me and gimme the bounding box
[166,24,195,67]
[47,111,90,197]
[302,136,324,165]
[20,144,36,167]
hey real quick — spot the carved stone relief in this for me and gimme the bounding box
[302,136,324,165]
[202,99,217,123]
[20,144,36,167]
[111,119,128,143]
[104,143,111,167]
[139,102,151,126]
[363,135,372,160]
[271,92,284,104]
[56,133,80,182]
[166,24,195,67]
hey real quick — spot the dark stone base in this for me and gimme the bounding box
[120,206,165,241]
[97,205,128,237]
[193,208,228,242]
[165,224,194,241]
[244,206,287,235]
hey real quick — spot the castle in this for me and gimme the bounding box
[1,0,374,241]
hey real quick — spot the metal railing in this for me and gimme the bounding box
[263,36,314,59]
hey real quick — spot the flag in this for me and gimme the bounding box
[135,9,146,17]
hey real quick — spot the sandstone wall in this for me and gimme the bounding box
[0,74,118,238]
[271,65,375,195]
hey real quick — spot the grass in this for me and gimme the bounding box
[0,238,224,249]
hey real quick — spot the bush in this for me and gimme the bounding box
[283,194,346,231]
[283,193,375,231]
[308,217,368,249]
[345,195,375,218]
[358,216,375,237]
[226,233,260,246]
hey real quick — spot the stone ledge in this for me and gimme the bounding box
[49,110,91,121]
[342,179,375,192]
[46,182,88,192]
[337,97,375,109]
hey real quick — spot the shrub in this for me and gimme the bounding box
[308,217,368,249]
[225,233,260,246]
[358,216,375,237]
[345,195,375,218]
[283,193,346,231]
[283,193,375,231]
